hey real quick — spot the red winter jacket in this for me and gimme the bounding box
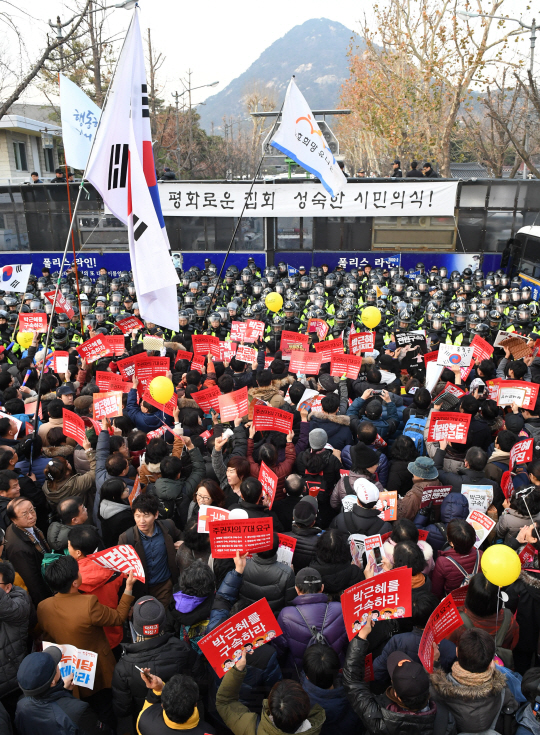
[431,547,482,599]
[247,439,296,502]
[77,556,124,648]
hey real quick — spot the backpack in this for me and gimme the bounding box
[146,483,183,523]
[492,461,530,491]
[445,550,480,586]
[304,470,328,499]
[460,608,514,670]
[294,603,331,648]
[402,412,428,456]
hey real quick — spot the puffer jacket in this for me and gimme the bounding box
[112,633,196,718]
[301,672,361,735]
[296,448,343,527]
[42,449,96,510]
[330,504,392,538]
[46,521,99,552]
[274,593,348,672]
[330,470,384,510]
[343,636,452,735]
[310,559,364,598]
[283,524,322,572]
[431,547,482,599]
[99,499,133,548]
[239,554,296,614]
[77,555,124,649]
[397,478,442,521]
[496,507,540,542]
[386,459,414,497]
[308,412,354,451]
[0,586,33,697]
[418,492,470,552]
[431,666,517,733]
[15,680,104,735]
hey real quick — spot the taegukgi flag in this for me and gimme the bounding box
[0,264,31,293]
[85,8,179,331]
[59,74,101,171]
[270,77,347,197]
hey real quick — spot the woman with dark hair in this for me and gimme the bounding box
[211,420,249,502]
[42,436,96,511]
[382,518,434,574]
[15,434,49,486]
[176,517,212,576]
[310,529,364,599]
[171,560,217,643]
[183,479,226,525]
[448,572,519,653]
[42,427,74,463]
[99,477,132,547]
[247,424,296,503]
[496,486,540,542]
[128,430,147,469]
[386,435,418,497]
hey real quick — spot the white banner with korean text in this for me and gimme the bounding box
[159,181,459,218]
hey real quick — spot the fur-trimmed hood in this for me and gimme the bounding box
[431,667,507,700]
[271,375,294,389]
[520,569,540,590]
[249,386,282,401]
[309,412,350,426]
[42,445,73,458]
[177,396,199,410]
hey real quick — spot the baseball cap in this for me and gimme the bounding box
[293,496,318,526]
[17,646,63,696]
[387,651,430,700]
[295,566,322,586]
[386,342,397,352]
[133,595,166,637]
[353,477,380,504]
[56,383,75,396]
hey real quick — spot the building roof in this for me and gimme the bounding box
[0,114,61,137]
[449,162,489,179]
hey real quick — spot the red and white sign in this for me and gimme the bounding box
[376,491,398,522]
[510,437,534,469]
[450,585,469,607]
[191,355,205,373]
[466,510,496,548]
[313,337,344,363]
[43,642,97,690]
[208,517,273,558]
[19,313,47,333]
[308,319,329,341]
[146,425,168,441]
[259,462,278,509]
[192,385,222,413]
[427,411,471,444]
[289,351,323,375]
[198,598,282,677]
[128,476,141,507]
[50,351,69,374]
[423,350,438,366]
[95,371,132,393]
[192,334,219,355]
[434,382,466,403]
[418,595,463,673]
[197,505,230,533]
[437,344,474,368]
[44,290,75,320]
[520,543,537,569]
[349,331,374,354]
[497,380,539,410]
[87,544,145,582]
[341,567,412,640]
[92,391,123,421]
[245,319,265,342]
[218,386,249,422]
[62,409,86,445]
[501,471,514,500]
[330,353,363,379]
[134,356,169,386]
[115,315,144,334]
[418,529,430,541]
[420,485,453,508]
[210,341,237,362]
[102,335,125,357]
[78,335,108,363]
[280,330,309,357]
[235,344,257,364]
[230,321,247,342]
[175,350,193,363]
[252,404,294,435]
[142,389,178,417]
[117,354,138,381]
[486,378,502,401]
[471,334,494,362]
[277,534,296,565]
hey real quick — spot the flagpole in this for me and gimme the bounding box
[63,163,85,335]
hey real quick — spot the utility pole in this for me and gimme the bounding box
[172,91,182,175]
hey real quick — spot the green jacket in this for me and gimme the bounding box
[216,666,326,735]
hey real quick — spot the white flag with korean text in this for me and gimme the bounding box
[59,74,101,171]
[0,264,31,293]
[270,78,347,197]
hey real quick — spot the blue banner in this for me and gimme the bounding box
[519,273,540,301]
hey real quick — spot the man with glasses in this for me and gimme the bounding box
[3,498,51,607]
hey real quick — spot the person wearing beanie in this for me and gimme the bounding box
[330,440,383,509]
[397,456,442,521]
[296,428,343,528]
[112,595,197,723]
[330,478,392,537]
[308,390,353,451]
[282,497,322,573]
[15,646,108,735]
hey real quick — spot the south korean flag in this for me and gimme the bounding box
[0,264,31,293]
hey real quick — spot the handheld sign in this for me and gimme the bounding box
[208,517,273,558]
[418,594,463,673]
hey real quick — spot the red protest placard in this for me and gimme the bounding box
[175,350,193,363]
[420,485,453,508]
[418,529,430,541]
[192,385,221,413]
[427,411,471,444]
[115,315,144,334]
[313,337,344,363]
[192,334,219,355]
[277,534,297,565]
[128,476,141,507]
[62,409,86,445]
[50,351,69,373]
[230,321,246,342]
[245,319,265,342]
[259,462,278,509]
[210,341,237,362]
[134,356,169,386]
[44,290,75,320]
[95,371,132,393]
[510,437,534,469]
[102,335,125,357]
[280,330,309,357]
[289,351,323,375]
[208,517,273,558]
[146,425,168,441]
[467,510,496,548]
[19,313,47,333]
[191,355,205,373]
[349,331,374,354]
[423,350,438,366]
[218,386,248,422]
[433,382,466,403]
[486,378,502,401]
[450,585,469,607]
[471,334,494,362]
[235,344,257,364]
[330,353,363,379]
[116,354,138,382]
[376,491,398,521]
[198,598,282,677]
[501,471,514,500]
[341,567,412,640]
[87,544,145,582]
[197,505,230,533]
[497,380,540,410]
[252,404,294,435]
[142,389,178,416]
[419,594,463,673]
[92,391,122,421]
[78,335,108,363]
[308,319,329,340]
[364,652,375,682]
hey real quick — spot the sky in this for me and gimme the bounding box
[3,0,538,106]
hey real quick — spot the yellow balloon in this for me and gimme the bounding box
[17,332,34,349]
[149,375,174,404]
[265,292,283,313]
[481,544,521,588]
[361,306,381,329]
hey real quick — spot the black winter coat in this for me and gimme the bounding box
[15,681,105,735]
[112,633,197,718]
[386,459,414,497]
[330,505,392,538]
[0,586,33,697]
[283,525,322,572]
[273,495,302,532]
[295,449,342,528]
[310,559,364,598]
[239,554,296,614]
[4,524,51,608]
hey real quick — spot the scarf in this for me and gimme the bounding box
[451,661,495,688]
[163,706,200,730]
[22,526,49,554]
[411,573,426,589]
[173,590,207,613]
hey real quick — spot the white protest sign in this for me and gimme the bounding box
[43,642,98,689]
[462,485,493,513]
[436,344,474,368]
